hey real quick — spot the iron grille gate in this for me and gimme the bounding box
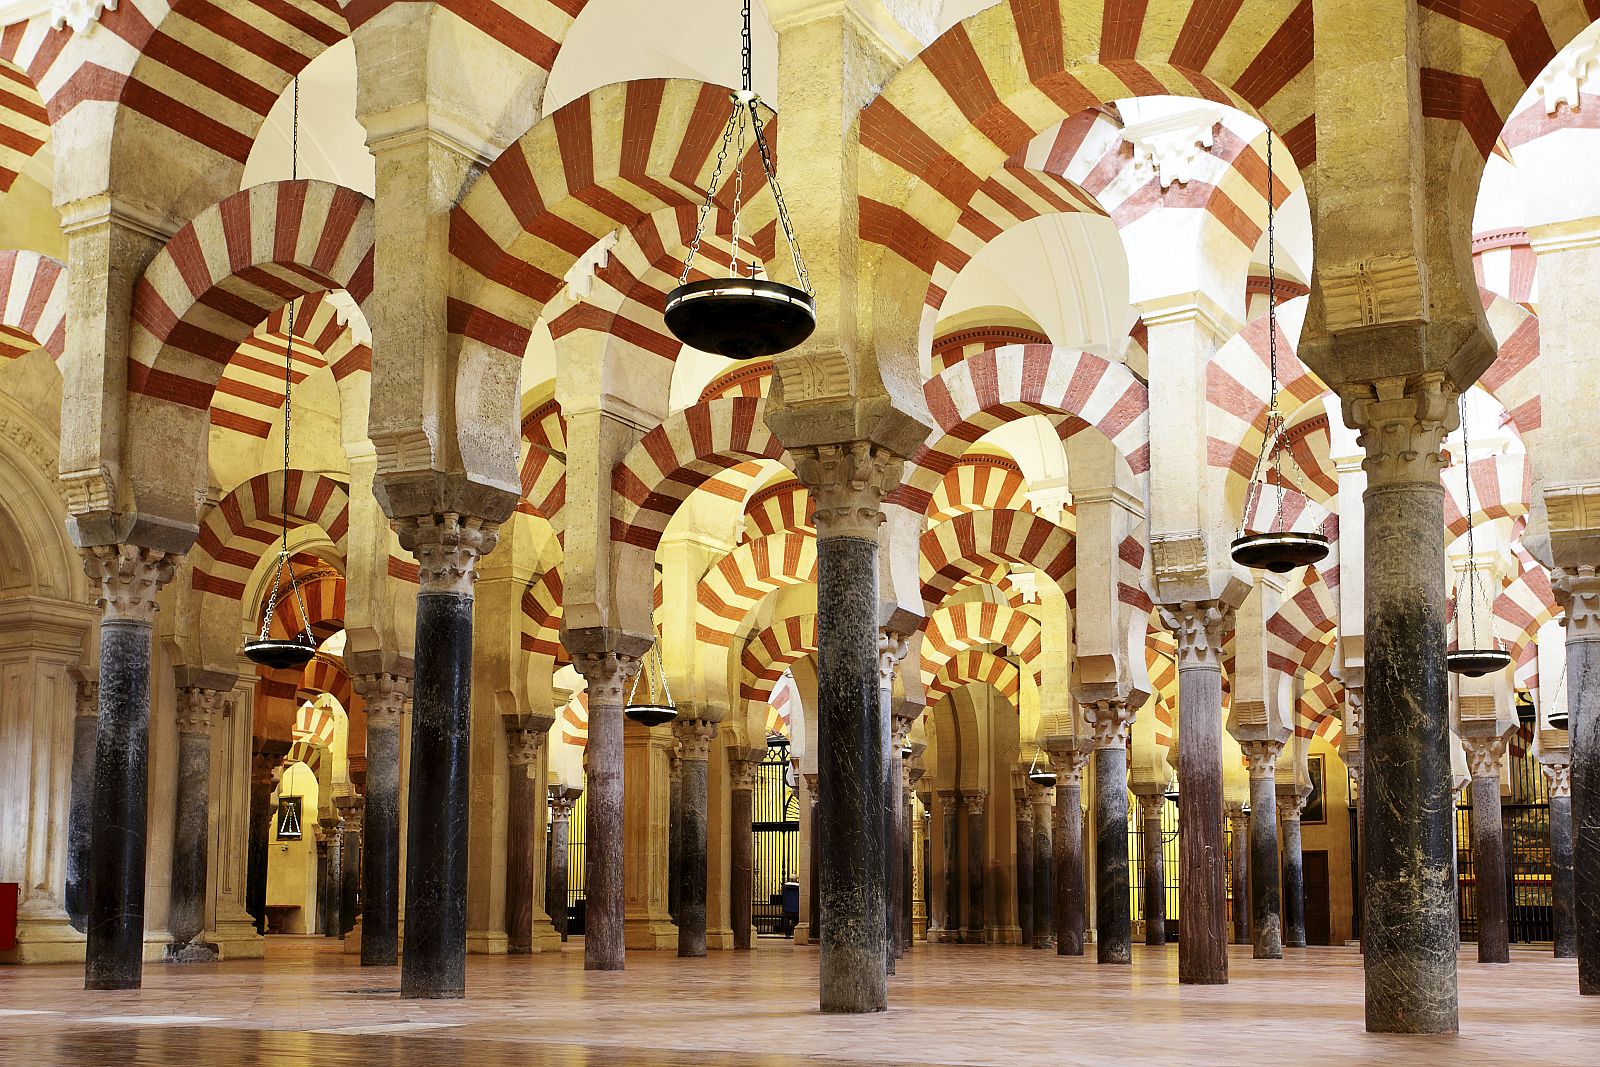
[565,788,587,935]
[1128,795,1181,939]
[1456,732,1552,943]
[752,737,800,937]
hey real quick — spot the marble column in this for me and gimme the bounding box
[1226,802,1251,945]
[805,772,821,943]
[504,724,543,954]
[1015,793,1034,947]
[1543,760,1575,959]
[1279,785,1309,950]
[351,670,409,967]
[673,719,715,957]
[729,752,761,950]
[246,753,278,935]
[668,745,684,924]
[939,791,960,939]
[795,441,900,1013]
[398,514,496,999]
[65,672,98,933]
[1160,601,1233,982]
[1048,749,1089,956]
[965,791,987,944]
[167,682,228,960]
[1031,785,1053,949]
[82,544,178,990]
[1137,791,1166,946]
[1085,699,1135,964]
[338,797,362,936]
[1241,740,1284,959]
[885,708,913,963]
[572,648,642,971]
[903,763,920,950]
[324,816,345,938]
[1462,736,1511,964]
[548,789,578,940]
[1349,377,1458,1032]
[1554,566,1600,993]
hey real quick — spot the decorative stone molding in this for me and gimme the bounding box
[1150,531,1207,588]
[1533,34,1600,114]
[351,671,411,722]
[877,629,911,690]
[1343,686,1364,737]
[793,441,903,540]
[1542,760,1572,799]
[395,513,499,596]
[937,791,960,816]
[1047,747,1091,786]
[0,412,67,504]
[1461,735,1508,781]
[1157,600,1234,670]
[1319,255,1427,332]
[1240,739,1284,779]
[1553,565,1600,640]
[1456,694,1497,722]
[672,718,717,761]
[60,466,116,515]
[1543,482,1600,541]
[81,544,178,624]
[572,650,642,704]
[965,790,987,816]
[1224,800,1249,824]
[506,726,544,768]
[729,755,763,792]
[1341,374,1458,488]
[174,687,224,736]
[335,793,364,825]
[1120,104,1224,188]
[1084,699,1135,750]
[51,0,116,35]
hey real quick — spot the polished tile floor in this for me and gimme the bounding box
[0,938,1594,1066]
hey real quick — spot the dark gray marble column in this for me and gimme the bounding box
[965,791,987,944]
[805,773,820,943]
[549,790,577,940]
[340,802,361,936]
[505,726,542,954]
[903,763,920,951]
[1555,566,1600,993]
[572,647,642,972]
[1279,786,1308,949]
[167,682,227,961]
[1085,700,1134,964]
[1544,761,1575,958]
[65,673,98,933]
[1031,788,1052,949]
[1162,601,1233,982]
[247,753,278,935]
[399,515,496,999]
[940,792,960,938]
[1354,381,1458,1032]
[674,719,715,958]
[1242,742,1283,959]
[1227,803,1251,945]
[885,713,912,964]
[351,671,408,967]
[730,753,760,950]
[82,544,177,991]
[324,818,345,938]
[1049,751,1088,956]
[668,747,684,924]
[1463,737,1510,964]
[1015,797,1035,947]
[1138,792,1166,946]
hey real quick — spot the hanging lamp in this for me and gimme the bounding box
[244,77,317,672]
[663,0,815,360]
[1230,127,1328,574]
[625,630,678,727]
[1445,393,1512,678]
[1026,750,1056,788]
[1163,778,1181,804]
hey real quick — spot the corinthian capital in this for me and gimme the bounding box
[506,724,545,768]
[1241,738,1284,779]
[82,544,178,624]
[1461,734,1508,781]
[878,629,911,690]
[572,650,643,705]
[1542,760,1572,798]
[793,441,903,540]
[395,513,499,595]
[1046,747,1091,786]
[1340,373,1458,488]
[175,686,225,736]
[351,671,411,722]
[673,718,717,761]
[1084,699,1135,749]
[1157,600,1234,670]
[1553,565,1600,640]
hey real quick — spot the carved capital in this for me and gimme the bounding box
[672,718,717,761]
[1343,686,1364,737]
[1047,748,1091,786]
[878,629,911,690]
[937,791,960,816]
[74,675,99,720]
[175,687,224,736]
[1279,789,1310,821]
[1150,531,1207,589]
[573,650,642,706]
[729,755,763,792]
[395,513,499,595]
[965,789,987,816]
[1553,565,1600,640]
[793,440,902,540]
[1157,600,1234,670]
[1241,739,1284,779]
[1028,782,1053,809]
[1341,374,1458,488]
[1084,699,1135,749]
[351,671,411,723]
[1461,734,1508,780]
[1542,760,1572,799]
[82,544,178,624]
[52,0,119,34]
[549,793,577,821]
[1224,800,1250,823]
[1016,798,1034,825]
[506,726,544,768]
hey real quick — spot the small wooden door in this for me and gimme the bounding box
[1304,850,1332,946]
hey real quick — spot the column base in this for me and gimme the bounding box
[344,920,363,955]
[466,930,509,955]
[705,926,735,950]
[210,914,265,960]
[0,910,86,964]
[624,917,679,950]
[528,919,564,952]
[164,940,219,963]
[992,924,1022,945]
[793,922,813,945]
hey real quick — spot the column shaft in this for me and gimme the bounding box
[65,694,97,933]
[1551,788,1575,958]
[1016,807,1034,947]
[1053,776,1085,956]
[361,713,403,966]
[730,779,755,950]
[168,727,213,952]
[942,799,960,937]
[1567,599,1600,992]
[668,756,684,924]
[675,722,713,958]
[506,762,536,954]
[325,825,344,938]
[1032,801,1052,949]
[1470,776,1510,963]
[965,800,987,943]
[586,692,626,970]
[1142,801,1165,946]
[1249,771,1282,959]
[247,773,273,935]
[1282,810,1306,948]
[1176,652,1229,982]
[1094,746,1131,964]
[1231,812,1251,945]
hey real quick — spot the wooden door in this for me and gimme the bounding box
[1304,850,1332,946]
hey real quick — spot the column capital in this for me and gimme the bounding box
[506,724,544,768]
[572,649,643,703]
[1553,565,1600,640]
[1046,747,1091,785]
[549,786,581,821]
[878,629,911,690]
[1241,738,1284,779]
[729,753,763,792]
[395,512,499,595]
[792,440,903,540]
[1224,800,1250,821]
[73,672,99,719]
[1084,699,1135,749]
[1279,788,1310,821]
[1136,792,1167,822]
[1461,733,1509,780]
[1340,373,1459,488]
[1157,599,1235,670]
[1015,793,1034,825]
[672,718,717,760]
[81,544,178,624]
[965,789,987,816]
[351,670,412,722]
[937,790,960,816]
[174,685,226,736]
[1541,759,1572,798]
[1026,781,1053,809]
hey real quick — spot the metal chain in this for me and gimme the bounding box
[627,629,675,707]
[1458,391,1482,647]
[749,103,811,296]
[680,108,740,285]
[742,0,752,94]
[730,110,747,277]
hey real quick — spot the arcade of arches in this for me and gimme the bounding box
[1,0,1599,1063]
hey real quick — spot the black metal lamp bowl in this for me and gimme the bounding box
[1549,710,1570,731]
[1230,531,1330,573]
[1027,769,1057,787]
[1445,648,1513,678]
[664,278,816,360]
[244,637,317,671]
[625,702,678,728]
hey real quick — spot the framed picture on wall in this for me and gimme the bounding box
[1303,755,1326,825]
[276,795,303,840]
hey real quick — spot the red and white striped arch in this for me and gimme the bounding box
[0,54,46,197]
[301,654,354,715]
[919,508,1076,612]
[1443,453,1531,542]
[900,344,1150,516]
[740,613,816,705]
[1297,674,1344,747]
[1495,543,1560,664]
[927,454,1034,524]
[190,470,350,603]
[700,359,773,402]
[520,397,568,529]
[1267,571,1337,680]
[611,396,789,550]
[1474,227,1537,308]
[265,564,345,646]
[743,479,812,540]
[209,293,361,439]
[521,567,569,667]
[931,324,1049,375]
[918,600,1044,695]
[697,531,817,648]
[928,648,1021,707]
[1145,629,1177,750]
[558,690,589,749]
[0,249,65,362]
[129,179,373,411]
[1479,290,1541,442]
